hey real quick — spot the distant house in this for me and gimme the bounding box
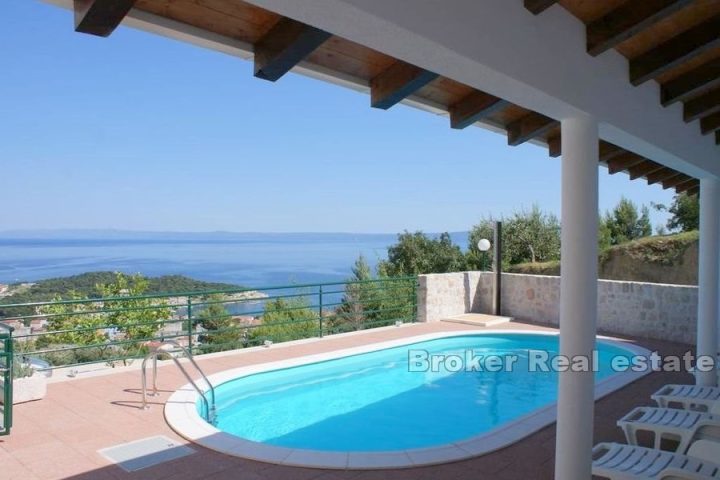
[1,319,23,330]
[29,317,48,333]
[1,319,32,340]
[234,315,260,327]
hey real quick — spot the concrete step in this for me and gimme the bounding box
[441,313,513,327]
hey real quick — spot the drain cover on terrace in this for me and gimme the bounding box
[98,435,195,472]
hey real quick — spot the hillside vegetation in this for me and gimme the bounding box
[1,271,240,305]
[508,230,698,285]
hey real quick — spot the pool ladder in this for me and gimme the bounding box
[141,340,217,424]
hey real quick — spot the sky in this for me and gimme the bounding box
[0,1,676,234]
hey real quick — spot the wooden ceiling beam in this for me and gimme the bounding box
[646,167,679,185]
[607,152,646,174]
[676,179,699,194]
[548,138,624,160]
[629,14,720,86]
[73,0,136,37]
[449,91,508,129]
[547,135,561,158]
[587,0,692,57]
[701,112,720,135]
[628,160,665,180]
[669,177,697,191]
[254,18,331,82]
[683,87,720,122]
[524,0,558,15]
[662,174,692,189]
[661,58,720,106]
[507,113,557,146]
[370,61,438,110]
[599,141,624,163]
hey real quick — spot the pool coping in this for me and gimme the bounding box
[164,329,652,469]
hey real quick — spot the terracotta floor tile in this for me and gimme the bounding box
[0,448,41,479]
[1,322,695,479]
[194,466,265,480]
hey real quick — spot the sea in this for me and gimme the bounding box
[0,231,469,288]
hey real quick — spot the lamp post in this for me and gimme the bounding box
[493,221,502,316]
[478,224,502,316]
[477,238,491,271]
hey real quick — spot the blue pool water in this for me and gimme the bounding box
[208,334,632,452]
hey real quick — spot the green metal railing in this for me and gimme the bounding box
[0,322,12,436]
[0,277,418,373]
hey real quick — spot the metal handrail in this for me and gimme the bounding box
[0,330,13,436]
[0,276,418,310]
[3,276,419,371]
[141,340,216,424]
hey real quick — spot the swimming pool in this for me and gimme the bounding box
[166,330,650,468]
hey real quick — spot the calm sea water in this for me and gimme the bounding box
[0,232,468,287]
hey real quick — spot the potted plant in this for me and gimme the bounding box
[0,359,48,404]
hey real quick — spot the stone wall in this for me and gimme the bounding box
[417,272,481,323]
[417,272,697,344]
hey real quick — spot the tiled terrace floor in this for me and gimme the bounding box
[0,321,693,480]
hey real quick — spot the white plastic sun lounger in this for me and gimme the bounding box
[592,440,720,479]
[618,406,720,453]
[652,385,720,411]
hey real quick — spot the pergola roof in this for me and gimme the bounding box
[53,0,720,196]
[546,1,720,148]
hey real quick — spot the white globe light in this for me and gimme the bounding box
[477,238,491,252]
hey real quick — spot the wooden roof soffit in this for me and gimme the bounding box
[628,160,665,180]
[547,135,561,157]
[700,112,720,135]
[449,91,508,130]
[370,61,438,110]
[646,167,679,185]
[607,152,646,174]
[683,87,720,122]
[544,140,627,164]
[661,58,720,106]
[254,18,331,82]
[676,178,700,194]
[662,173,693,189]
[546,139,651,169]
[74,0,136,37]
[524,0,558,15]
[599,141,624,163]
[630,14,720,86]
[587,0,692,57]
[507,113,558,146]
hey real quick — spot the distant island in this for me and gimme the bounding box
[0,271,244,306]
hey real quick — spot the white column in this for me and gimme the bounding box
[555,115,599,480]
[696,178,720,387]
